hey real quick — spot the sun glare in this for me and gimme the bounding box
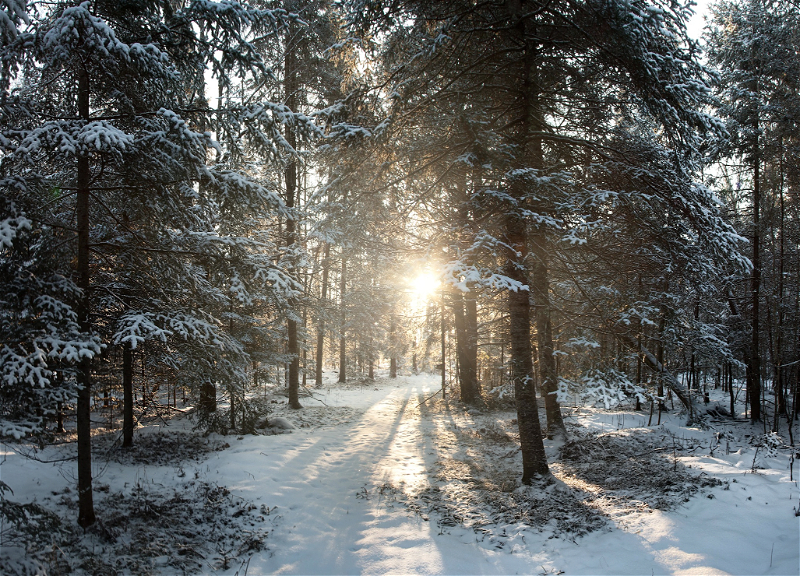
[411,272,439,299]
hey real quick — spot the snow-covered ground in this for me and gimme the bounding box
[2,373,798,575]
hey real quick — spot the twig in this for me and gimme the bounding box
[166,405,192,414]
[631,446,671,458]
[301,386,330,406]
[750,446,760,473]
[11,445,75,463]
[418,388,442,406]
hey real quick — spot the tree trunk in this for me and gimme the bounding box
[122,344,134,447]
[747,92,762,422]
[656,312,666,423]
[315,243,330,386]
[56,401,64,434]
[230,386,237,430]
[200,381,217,413]
[729,362,736,418]
[439,303,445,391]
[774,142,786,432]
[506,246,549,482]
[453,290,480,403]
[531,236,566,440]
[285,21,301,409]
[502,1,550,482]
[76,67,95,528]
[618,331,694,416]
[464,288,479,400]
[338,256,347,383]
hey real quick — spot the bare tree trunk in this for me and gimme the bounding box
[315,243,330,386]
[230,386,236,430]
[747,100,762,422]
[122,344,134,447]
[502,1,550,482]
[439,304,445,390]
[453,290,480,403]
[775,141,786,432]
[506,243,549,482]
[199,381,217,413]
[656,313,666,424]
[465,289,479,397]
[368,334,375,380]
[285,21,301,409]
[76,67,95,528]
[56,398,64,434]
[531,237,566,440]
[339,256,347,383]
[390,313,398,379]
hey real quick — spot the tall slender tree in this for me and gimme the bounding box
[347,0,744,479]
[708,0,800,424]
[0,0,305,525]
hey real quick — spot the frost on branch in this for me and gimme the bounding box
[12,120,133,160]
[113,312,173,350]
[0,260,98,437]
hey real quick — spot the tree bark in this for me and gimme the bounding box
[76,66,95,528]
[453,290,480,403]
[285,20,301,409]
[315,242,330,386]
[506,244,549,482]
[465,289,479,397]
[122,344,134,447]
[338,256,347,383]
[390,313,398,379]
[745,68,762,422]
[530,236,566,440]
[199,381,217,413]
[504,0,550,482]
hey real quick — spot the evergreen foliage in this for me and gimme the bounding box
[0,0,799,529]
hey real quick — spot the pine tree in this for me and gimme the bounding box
[707,0,800,425]
[346,0,744,480]
[0,0,305,526]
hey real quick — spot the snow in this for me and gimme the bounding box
[1,374,798,575]
[0,213,30,248]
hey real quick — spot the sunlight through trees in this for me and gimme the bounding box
[1,0,799,546]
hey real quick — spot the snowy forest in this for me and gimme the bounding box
[1,0,799,574]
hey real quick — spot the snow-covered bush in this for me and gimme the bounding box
[558,368,649,409]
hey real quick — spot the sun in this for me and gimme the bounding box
[411,272,439,299]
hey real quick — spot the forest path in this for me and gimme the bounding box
[204,373,798,576]
[209,373,478,575]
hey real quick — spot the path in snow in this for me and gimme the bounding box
[198,373,798,576]
[213,374,456,574]
[3,373,797,574]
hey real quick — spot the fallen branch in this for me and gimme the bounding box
[616,332,692,415]
[301,386,330,406]
[418,388,442,406]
